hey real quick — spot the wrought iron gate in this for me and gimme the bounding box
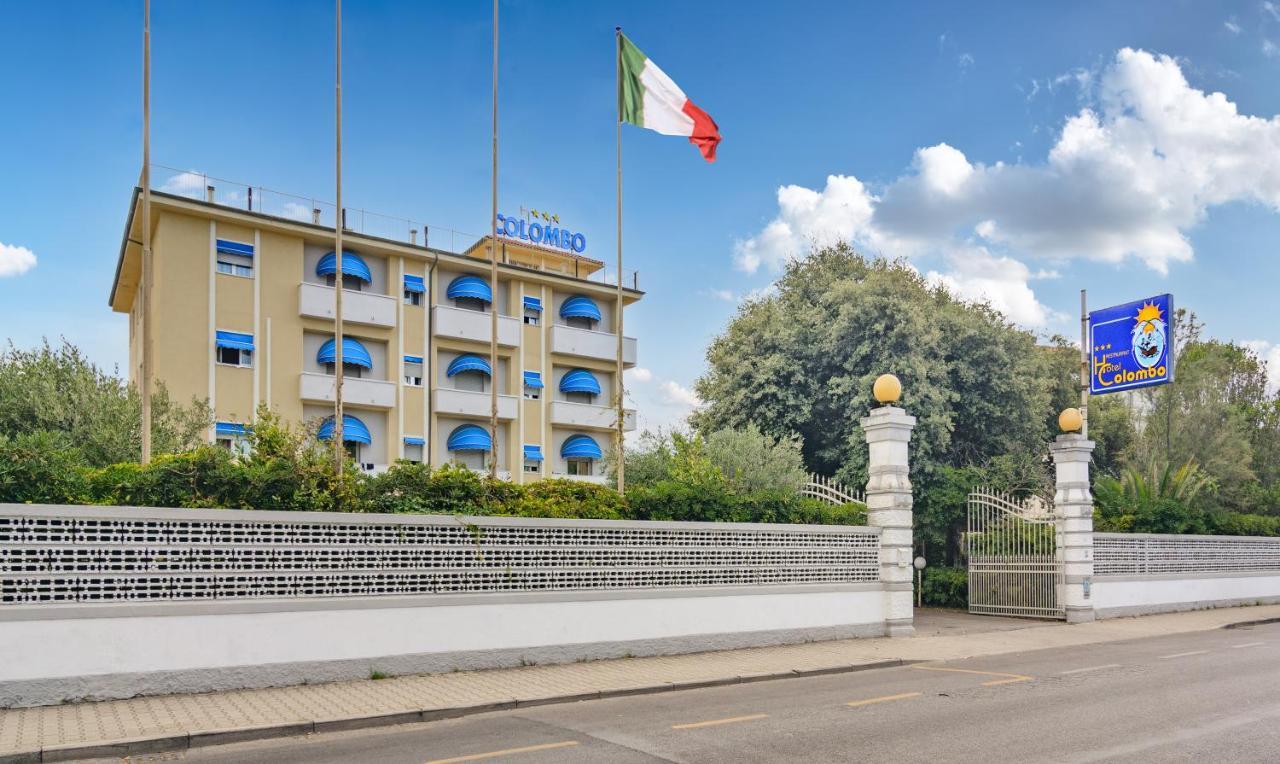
[966,487,1064,619]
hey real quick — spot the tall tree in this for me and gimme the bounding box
[693,244,1052,489]
[0,339,210,466]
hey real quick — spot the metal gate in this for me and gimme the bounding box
[966,487,1063,619]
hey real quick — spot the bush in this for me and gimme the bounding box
[0,432,90,504]
[920,566,967,608]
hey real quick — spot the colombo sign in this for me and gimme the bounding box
[1088,293,1174,395]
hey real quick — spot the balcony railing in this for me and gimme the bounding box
[551,401,636,432]
[298,282,397,328]
[550,325,637,366]
[552,473,607,485]
[299,372,396,409]
[433,305,521,347]
[433,388,519,420]
[147,164,639,288]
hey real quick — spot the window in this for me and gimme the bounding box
[217,347,252,367]
[523,308,540,326]
[323,362,363,379]
[216,253,253,278]
[404,360,424,387]
[565,315,594,330]
[326,274,364,292]
[455,296,487,312]
[454,372,485,393]
[566,458,594,476]
[565,391,594,405]
[524,460,541,473]
[453,451,486,471]
[404,290,422,306]
[524,387,540,400]
[404,443,424,463]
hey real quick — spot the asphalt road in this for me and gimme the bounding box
[123,621,1280,764]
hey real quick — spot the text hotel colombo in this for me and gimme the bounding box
[108,180,641,482]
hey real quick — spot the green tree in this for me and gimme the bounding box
[692,244,1052,490]
[0,339,210,466]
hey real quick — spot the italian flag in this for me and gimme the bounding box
[618,32,722,162]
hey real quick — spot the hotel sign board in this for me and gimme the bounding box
[1088,293,1175,395]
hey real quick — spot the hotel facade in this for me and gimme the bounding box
[108,175,641,483]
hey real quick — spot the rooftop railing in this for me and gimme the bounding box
[147,164,639,290]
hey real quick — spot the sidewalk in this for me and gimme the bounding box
[3,605,1278,763]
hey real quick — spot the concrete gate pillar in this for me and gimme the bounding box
[861,375,917,637]
[1049,412,1096,624]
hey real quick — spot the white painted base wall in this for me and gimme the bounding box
[0,586,886,707]
[1092,573,1280,618]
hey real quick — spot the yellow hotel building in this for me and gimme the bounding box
[108,178,641,483]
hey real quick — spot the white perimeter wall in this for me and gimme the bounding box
[1092,573,1280,618]
[0,587,884,706]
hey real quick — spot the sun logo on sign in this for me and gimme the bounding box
[1131,302,1167,369]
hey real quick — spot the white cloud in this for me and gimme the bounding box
[281,201,313,221]
[626,367,653,383]
[925,246,1059,326]
[1243,340,1280,393]
[158,170,206,197]
[0,242,37,278]
[703,288,737,302]
[660,380,702,408]
[1265,39,1280,57]
[736,48,1280,328]
[957,52,975,70]
[1224,18,1242,34]
[1265,1,1280,22]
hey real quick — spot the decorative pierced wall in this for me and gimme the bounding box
[0,505,880,606]
[1094,532,1280,576]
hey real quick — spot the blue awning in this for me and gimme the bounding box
[523,296,543,312]
[404,355,423,365]
[216,239,254,258]
[403,275,426,293]
[215,331,254,351]
[559,369,601,395]
[404,436,425,446]
[561,434,603,459]
[317,336,373,369]
[215,422,248,438]
[447,275,492,303]
[523,371,544,389]
[523,444,544,461]
[447,354,492,377]
[560,295,602,322]
[447,424,492,452]
[317,414,372,445]
[316,251,372,283]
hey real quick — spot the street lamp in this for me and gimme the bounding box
[913,555,927,608]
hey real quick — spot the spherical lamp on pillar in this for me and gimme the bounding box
[873,373,902,406]
[1058,407,1083,434]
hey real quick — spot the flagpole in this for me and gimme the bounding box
[489,0,500,478]
[334,0,346,472]
[615,26,626,494]
[140,0,153,464]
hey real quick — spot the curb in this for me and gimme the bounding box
[1222,616,1280,630]
[0,658,907,763]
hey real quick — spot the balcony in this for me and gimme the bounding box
[299,372,397,408]
[551,401,637,432]
[433,387,519,420]
[433,305,521,347]
[299,282,397,328]
[550,325,637,367]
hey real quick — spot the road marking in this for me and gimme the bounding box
[672,713,769,730]
[1060,664,1121,675]
[1233,642,1265,649]
[426,740,579,764]
[911,665,1034,686]
[1160,650,1210,659]
[846,691,922,708]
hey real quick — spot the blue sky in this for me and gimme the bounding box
[3,0,1280,431]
